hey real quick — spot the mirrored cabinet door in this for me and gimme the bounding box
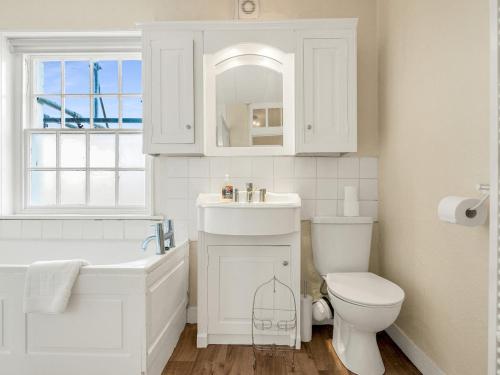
[215,63,284,148]
[205,43,295,156]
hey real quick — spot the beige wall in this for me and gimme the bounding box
[377,0,490,373]
[0,0,379,156]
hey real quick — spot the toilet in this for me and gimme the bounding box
[311,217,405,375]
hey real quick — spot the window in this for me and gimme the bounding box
[25,54,147,212]
[249,103,283,146]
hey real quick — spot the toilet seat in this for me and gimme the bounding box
[326,272,405,307]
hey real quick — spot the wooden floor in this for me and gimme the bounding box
[162,324,421,375]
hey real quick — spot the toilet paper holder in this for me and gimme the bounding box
[465,184,490,218]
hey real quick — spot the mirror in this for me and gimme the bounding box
[205,44,295,156]
[216,63,283,147]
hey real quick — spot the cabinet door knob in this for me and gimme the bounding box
[282,260,289,266]
[186,124,192,130]
[307,124,312,130]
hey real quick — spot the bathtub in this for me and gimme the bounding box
[0,238,189,375]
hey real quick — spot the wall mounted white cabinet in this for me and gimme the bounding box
[142,30,204,155]
[296,30,357,154]
[140,20,357,155]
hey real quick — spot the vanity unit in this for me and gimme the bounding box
[138,18,358,349]
[140,19,357,156]
[196,193,301,347]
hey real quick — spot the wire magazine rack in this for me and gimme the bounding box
[251,276,298,372]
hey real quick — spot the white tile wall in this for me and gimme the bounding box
[0,221,22,239]
[0,219,158,241]
[22,221,42,239]
[42,220,63,239]
[156,156,379,241]
[0,156,377,243]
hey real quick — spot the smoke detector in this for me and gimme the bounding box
[235,0,260,19]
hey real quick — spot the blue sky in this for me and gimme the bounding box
[39,59,142,128]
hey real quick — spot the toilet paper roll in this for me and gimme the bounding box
[344,200,360,217]
[300,295,313,342]
[344,186,358,202]
[438,196,488,226]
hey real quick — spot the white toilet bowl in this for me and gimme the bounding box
[326,272,404,375]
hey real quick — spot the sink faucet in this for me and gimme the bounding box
[141,219,175,255]
[246,182,254,203]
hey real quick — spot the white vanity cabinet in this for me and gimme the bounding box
[196,193,301,348]
[296,29,357,154]
[207,245,291,335]
[142,29,204,155]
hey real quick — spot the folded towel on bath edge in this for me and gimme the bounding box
[23,259,90,314]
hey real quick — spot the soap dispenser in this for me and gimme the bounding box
[221,174,234,202]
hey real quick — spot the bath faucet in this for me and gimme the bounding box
[141,219,175,255]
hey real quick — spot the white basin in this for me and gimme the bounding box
[197,193,301,236]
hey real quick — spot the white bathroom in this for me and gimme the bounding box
[0,1,495,375]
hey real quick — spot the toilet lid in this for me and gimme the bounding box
[326,272,405,307]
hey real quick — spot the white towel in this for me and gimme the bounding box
[23,259,89,314]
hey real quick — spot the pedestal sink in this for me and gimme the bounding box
[196,193,301,236]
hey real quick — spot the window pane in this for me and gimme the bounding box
[34,96,61,128]
[268,108,282,127]
[60,171,85,205]
[64,96,90,128]
[30,171,56,206]
[35,61,61,94]
[65,60,90,94]
[30,133,56,168]
[119,171,145,206]
[93,96,118,129]
[121,96,142,129]
[252,109,266,127]
[60,134,86,168]
[122,60,142,94]
[89,171,115,206]
[119,134,144,168]
[90,134,115,167]
[93,60,118,94]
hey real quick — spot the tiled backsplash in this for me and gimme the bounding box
[0,156,377,242]
[156,156,378,241]
[0,219,157,240]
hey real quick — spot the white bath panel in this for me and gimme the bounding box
[27,298,123,352]
[148,260,186,349]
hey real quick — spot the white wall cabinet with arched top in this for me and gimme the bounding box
[140,19,358,156]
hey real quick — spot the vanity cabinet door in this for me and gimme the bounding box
[142,31,203,155]
[207,245,291,335]
[297,32,357,154]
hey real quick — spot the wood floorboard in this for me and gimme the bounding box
[162,324,421,375]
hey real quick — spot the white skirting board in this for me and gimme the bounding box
[385,324,445,375]
[187,305,197,324]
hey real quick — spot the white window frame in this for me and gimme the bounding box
[18,50,152,215]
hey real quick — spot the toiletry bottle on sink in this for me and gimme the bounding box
[221,174,234,202]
